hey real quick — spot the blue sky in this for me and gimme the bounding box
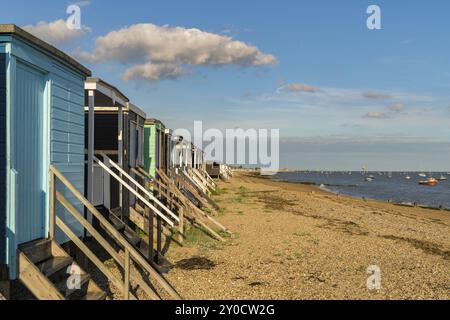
[2,0,450,170]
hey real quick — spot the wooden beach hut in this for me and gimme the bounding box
[84,82,183,266]
[84,78,129,212]
[206,162,221,179]
[0,26,183,301]
[143,118,170,178]
[83,78,146,215]
[0,25,100,297]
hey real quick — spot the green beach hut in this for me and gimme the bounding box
[144,119,170,178]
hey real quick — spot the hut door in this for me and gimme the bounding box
[12,62,46,245]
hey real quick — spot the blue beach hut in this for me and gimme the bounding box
[0,25,91,286]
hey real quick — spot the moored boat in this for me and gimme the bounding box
[418,178,438,186]
[437,175,447,181]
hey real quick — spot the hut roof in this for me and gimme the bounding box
[145,118,166,128]
[129,103,146,120]
[85,77,129,105]
[0,24,91,77]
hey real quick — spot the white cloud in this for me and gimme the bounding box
[23,19,91,45]
[122,63,187,82]
[387,103,406,112]
[281,83,320,93]
[365,111,389,119]
[78,23,277,81]
[363,91,392,99]
[72,0,91,6]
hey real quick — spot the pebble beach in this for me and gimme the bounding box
[166,172,450,300]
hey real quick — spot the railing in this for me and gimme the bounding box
[169,169,211,210]
[49,165,182,300]
[94,155,178,227]
[202,169,217,189]
[191,168,215,191]
[133,168,185,243]
[182,168,208,195]
[157,169,229,242]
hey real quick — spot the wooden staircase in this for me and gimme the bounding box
[18,239,106,300]
[47,165,182,300]
[98,207,156,262]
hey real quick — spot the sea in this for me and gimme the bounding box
[273,171,450,209]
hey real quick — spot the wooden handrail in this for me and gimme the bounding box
[133,168,182,210]
[101,153,179,222]
[56,216,138,300]
[202,170,217,188]
[154,169,230,240]
[175,172,212,210]
[93,156,175,227]
[191,168,212,190]
[49,165,181,300]
[184,170,208,194]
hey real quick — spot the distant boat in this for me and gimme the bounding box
[419,178,438,186]
[365,177,374,182]
[437,175,447,181]
[418,173,427,178]
[405,175,411,180]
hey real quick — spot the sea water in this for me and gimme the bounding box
[273,171,450,209]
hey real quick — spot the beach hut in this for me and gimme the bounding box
[172,137,193,169]
[206,162,221,179]
[83,78,146,215]
[0,25,91,291]
[144,119,169,178]
[164,128,174,172]
[84,78,129,212]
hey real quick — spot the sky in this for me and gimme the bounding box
[2,0,450,170]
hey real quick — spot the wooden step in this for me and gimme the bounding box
[19,239,52,264]
[19,240,107,300]
[37,256,73,277]
[55,271,91,298]
[108,213,126,232]
[123,228,141,246]
[18,251,64,300]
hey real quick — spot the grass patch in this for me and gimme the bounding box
[293,252,304,260]
[356,265,366,273]
[211,188,228,196]
[104,258,116,268]
[307,238,320,246]
[293,232,312,237]
[217,208,226,216]
[185,227,224,251]
[237,186,249,194]
[135,227,147,239]
[218,230,233,239]
[293,232,319,245]
[234,196,247,204]
[273,252,283,257]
